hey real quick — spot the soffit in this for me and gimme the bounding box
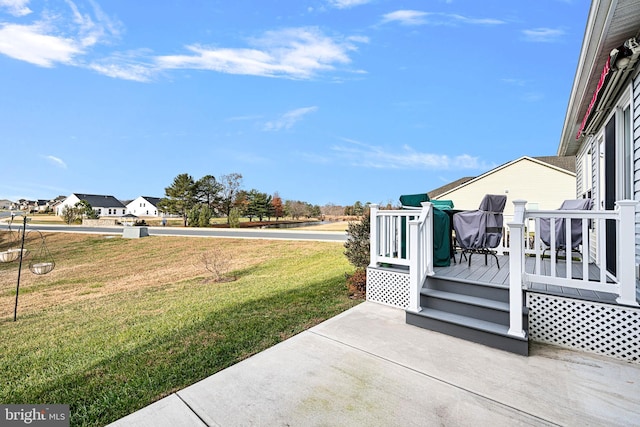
[559,0,640,156]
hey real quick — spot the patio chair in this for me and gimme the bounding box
[539,198,593,260]
[453,194,507,268]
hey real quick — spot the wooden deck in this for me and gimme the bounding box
[433,253,621,305]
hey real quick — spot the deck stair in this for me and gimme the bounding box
[406,273,529,356]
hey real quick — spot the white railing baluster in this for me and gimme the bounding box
[582,219,589,282]
[564,217,571,279]
[550,217,556,277]
[534,217,541,274]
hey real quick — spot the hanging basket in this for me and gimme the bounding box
[0,248,28,263]
[27,233,55,275]
[29,261,55,275]
[1,218,27,263]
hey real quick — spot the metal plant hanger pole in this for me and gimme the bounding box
[13,216,27,322]
[0,215,56,321]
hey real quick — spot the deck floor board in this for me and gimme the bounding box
[432,253,620,304]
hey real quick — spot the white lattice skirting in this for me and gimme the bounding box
[366,267,410,308]
[527,293,640,363]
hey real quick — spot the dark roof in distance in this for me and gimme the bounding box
[73,193,126,208]
[142,197,162,206]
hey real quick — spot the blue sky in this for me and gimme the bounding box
[0,0,590,206]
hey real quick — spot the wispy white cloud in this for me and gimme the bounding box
[522,92,544,102]
[327,0,371,9]
[447,14,504,25]
[65,0,122,47]
[297,151,332,164]
[264,106,318,131]
[225,114,263,122]
[502,78,527,87]
[332,138,491,170]
[522,27,565,42]
[0,0,31,16]
[88,61,155,82]
[156,27,364,80]
[0,0,121,67]
[382,10,429,26]
[45,155,67,169]
[381,10,504,26]
[88,50,157,82]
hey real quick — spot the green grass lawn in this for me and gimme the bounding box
[0,233,360,426]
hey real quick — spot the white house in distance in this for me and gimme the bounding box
[126,197,163,217]
[56,194,126,217]
[428,156,576,217]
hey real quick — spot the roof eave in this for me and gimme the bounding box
[558,0,614,156]
[558,0,640,156]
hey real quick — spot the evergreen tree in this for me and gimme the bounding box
[158,173,197,226]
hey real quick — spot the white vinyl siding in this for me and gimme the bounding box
[632,72,640,268]
[577,138,599,263]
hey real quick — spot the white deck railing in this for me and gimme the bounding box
[370,199,639,339]
[507,199,639,337]
[369,202,433,312]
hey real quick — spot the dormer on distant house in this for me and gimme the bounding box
[126,196,164,217]
[56,193,126,217]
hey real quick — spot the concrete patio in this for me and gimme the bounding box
[109,302,640,426]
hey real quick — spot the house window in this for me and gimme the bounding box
[98,209,102,215]
[108,209,112,215]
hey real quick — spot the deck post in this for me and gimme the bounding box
[407,202,432,313]
[616,200,639,306]
[423,202,434,277]
[507,200,527,338]
[408,216,421,312]
[369,204,379,268]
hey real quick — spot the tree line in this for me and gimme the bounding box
[158,173,324,227]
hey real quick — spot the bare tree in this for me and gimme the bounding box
[200,248,234,282]
[218,173,243,224]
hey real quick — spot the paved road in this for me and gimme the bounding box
[0,223,347,242]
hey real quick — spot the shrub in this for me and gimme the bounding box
[344,214,370,269]
[344,214,370,298]
[345,268,366,299]
[228,207,241,228]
